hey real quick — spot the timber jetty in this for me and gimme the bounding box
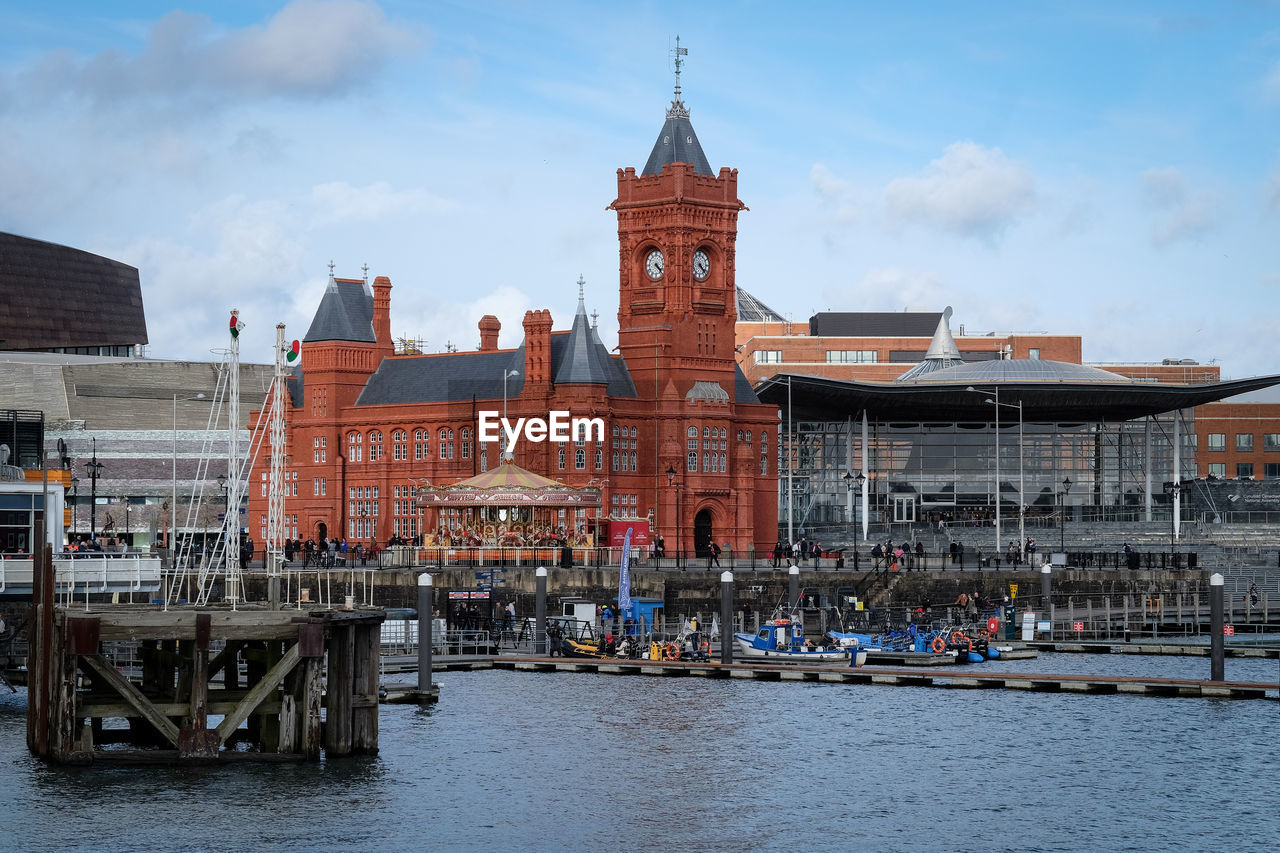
[26,604,385,765]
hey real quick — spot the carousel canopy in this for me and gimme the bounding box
[416,460,602,507]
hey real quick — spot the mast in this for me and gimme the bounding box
[226,309,243,606]
[266,323,289,609]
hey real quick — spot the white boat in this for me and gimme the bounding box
[734,617,867,666]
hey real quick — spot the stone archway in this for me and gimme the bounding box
[694,508,713,558]
[316,521,328,543]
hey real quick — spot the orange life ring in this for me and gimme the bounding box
[951,631,966,645]
[700,641,710,653]
[986,617,1000,634]
[665,643,681,661]
[978,629,989,640]
[931,636,946,653]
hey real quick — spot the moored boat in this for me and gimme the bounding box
[734,616,866,666]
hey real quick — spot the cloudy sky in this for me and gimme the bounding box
[1,1,1277,377]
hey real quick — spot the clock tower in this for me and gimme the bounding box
[609,46,746,400]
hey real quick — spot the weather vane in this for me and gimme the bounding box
[671,35,688,100]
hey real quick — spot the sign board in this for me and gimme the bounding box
[1009,584,1018,600]
[1021,611,1035,641]
[1073,621,1084,632]
[448,591,491,600]
[1224,625,1235,636]
[1036,621,1051,633]
[608,520,651,548]
[476,583,493,591]
[475,571,492,580]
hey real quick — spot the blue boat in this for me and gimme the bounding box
[735,616,867,666]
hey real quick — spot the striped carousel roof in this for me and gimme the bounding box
[417,460,601,506]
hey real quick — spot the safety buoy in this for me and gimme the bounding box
[700,641,710,653]
[978,629,989,640]
[931,636,946,653]
[951,631,966,646]
[987,616,1000,634]
[665,642,681,661]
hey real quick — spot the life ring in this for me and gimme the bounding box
[951,631,966,646]
[978,629,989,640]
[700,641,710,653]
[931,636,946,653]
[665,643,681,661]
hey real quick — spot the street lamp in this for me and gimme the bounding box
[1059,477,1072,552]
[967,386,1024,563]
[123,495,131,551]
[69,476,79,537]
[358,504,370,549]
[666,464,682,570]
[502,369,520,461]
[85,437,104,542]
[1169,480,1182,554]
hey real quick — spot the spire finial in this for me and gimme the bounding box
[328,260,335,277]
[671,35,688,103]
[590,309,599,329]
[361,262,369,284]
[577,274,586,308]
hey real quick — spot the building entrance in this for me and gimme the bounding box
[694,509,713,558]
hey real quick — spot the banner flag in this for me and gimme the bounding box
[618,527,633,614]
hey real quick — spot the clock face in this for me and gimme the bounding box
[645,249,665,280]
[692,249,710,281]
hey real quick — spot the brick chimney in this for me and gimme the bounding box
[372,276,393,352]
[478,315,500,351]
[522,309,553,387]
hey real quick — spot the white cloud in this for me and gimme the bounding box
[882,141,1036,242]
[810,163,860,223]
[825,267,952,311]
[309,181,453,226]
[9,1,420,108]
[1139,167,1218,246]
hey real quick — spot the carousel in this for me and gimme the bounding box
[416,460,603,548]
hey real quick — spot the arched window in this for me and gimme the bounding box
[719,427,727,439]
[414,428,429,460]
[595,449,603,470]
[703,426,711,438]
[612,451,619,471]
[746,430,752,442]
[630,452,636,471]
[737,430,744,441]
[688,426,698,438]
[558,448,566,470]
[687,450,697,472]
[368,430,383,461]
[347,432,362,463]
[575,448,586,469]
[630,426,637,438]
[460,427,472,460]
[720,452,727,472]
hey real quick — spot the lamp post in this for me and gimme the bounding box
[1059,477,1072,553]
[967,386,1024,563]
[502,369,520,461]
[358,504,370,551]
[217,472,228,556]
[70,476,79,537]
[1169,480,1181,555]
[85,437,104,542]
[666,464,682,570]
[123,495,131,551]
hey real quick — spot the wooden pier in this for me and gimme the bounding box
[486,656,1275,699]
[26,604,385,765]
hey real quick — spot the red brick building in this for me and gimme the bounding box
[249,84,779,556]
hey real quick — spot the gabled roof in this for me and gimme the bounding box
[737,287,785,323]
[356,328,637,406]
[303,275,375,343]
[553,290,611,385]
[642,95,713,178]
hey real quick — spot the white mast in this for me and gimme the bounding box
[226,309,243,606]
[266,323,289,608]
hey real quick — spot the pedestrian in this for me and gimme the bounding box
[949,541,958,565]
[914,540,924,569]
[339,538,349,566]
[871,541,884,569]
[773,540,784,568]
[957,541,965,569]
[811,541,821,569]
[709,541,722,568]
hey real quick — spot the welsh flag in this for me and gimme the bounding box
[229,311,244,339]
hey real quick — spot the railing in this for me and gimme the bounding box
[0,552,162,597]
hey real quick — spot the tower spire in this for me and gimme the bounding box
[672,35,687,104]
[577,274,586,311]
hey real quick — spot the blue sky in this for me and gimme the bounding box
[1,1,1277,377]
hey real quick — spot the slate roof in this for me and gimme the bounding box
[642,96,713,177]
[736,287,785,323]
[553,294,612,385]
[356,329,636,406]
[733,363,760,404]
[303,275,375,343]
[0,232,148,351]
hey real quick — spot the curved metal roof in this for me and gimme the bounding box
[900,359,1131,385]
[756,370,1280,423]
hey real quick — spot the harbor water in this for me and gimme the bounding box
[2,653,1278,852]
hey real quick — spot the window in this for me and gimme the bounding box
[1237,463,1254,479]
[1028,348,1040,360]
[1236,433,1254,452]
[595,449,603,470]
[558,448,565,470]
[612,451,619,471]
[755,350,782,364]
[630,427,637,438]
[348,432,362,462]
[1207,433,1226,451]
[1264,434,1280,451]
[687,451,697,472]
[575,448,586,469]
[461,427,472,460]
[439,427,454,459]
[688,426,697,438]
[825,350,877,364]
[368,430,383,461]
[393,429,407,460]
[1265,463,1280,478]
[1208,463,1226,478]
